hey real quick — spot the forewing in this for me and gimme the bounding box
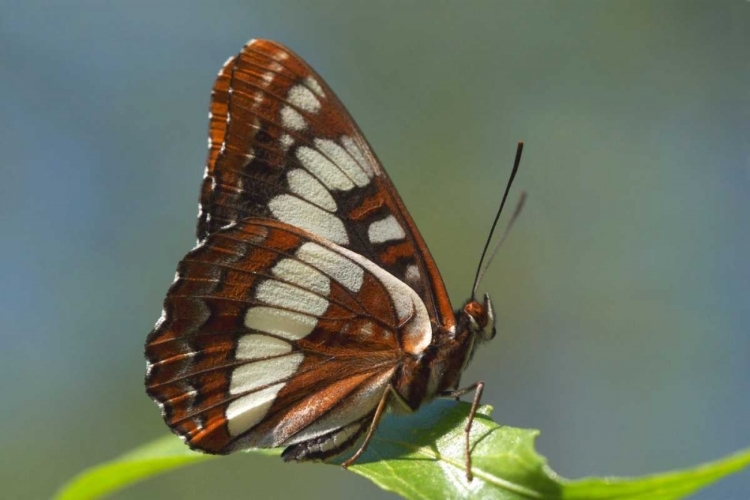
[145,219,431,455]
[199,39,454,329]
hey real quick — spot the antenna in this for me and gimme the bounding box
[470,141,524,300]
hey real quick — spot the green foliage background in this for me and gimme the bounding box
[1,1,748,499]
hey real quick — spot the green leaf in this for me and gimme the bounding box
[53,435,216,500]
[54,401,750,500]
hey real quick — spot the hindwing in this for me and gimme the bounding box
[145,219,431,456]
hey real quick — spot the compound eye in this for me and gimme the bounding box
[463,301,485,329]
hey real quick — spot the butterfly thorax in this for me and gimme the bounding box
[392,294,496,410]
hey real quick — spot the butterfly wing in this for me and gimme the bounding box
[146,219,432,457]
[199,39,455,330]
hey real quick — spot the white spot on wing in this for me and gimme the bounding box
[341,136,375,175]
[229,354,304,395]
[244,306,318,340]
[296,146,354,191]
[193,416,205,431]
[184,383,198,398]
[405,265,420,283]
[315,139,370,186]
[305,75,325,97]
[256,280,330,316]
[226,382,285,436]
[280,105,307,131]
[269,194,349,244]
[286,169,337,212]
[272,258,330,295]
[154,309,167,329]
[368,215,406,244]
[236,334,292,360]
[287,85,321,113]
[296,242,364,293]
[280,133,294,151]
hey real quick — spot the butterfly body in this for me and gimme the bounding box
[146,39,501,475]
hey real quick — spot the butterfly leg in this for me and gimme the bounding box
[440,381,484,481]
[341,385,396,470]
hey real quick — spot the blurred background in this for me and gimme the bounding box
[1,1,748,498]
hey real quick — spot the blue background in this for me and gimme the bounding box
[1,1,748,498]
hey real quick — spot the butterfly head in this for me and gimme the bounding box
[462,293,496,342]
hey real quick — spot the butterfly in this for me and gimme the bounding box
[145,39,523,481]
